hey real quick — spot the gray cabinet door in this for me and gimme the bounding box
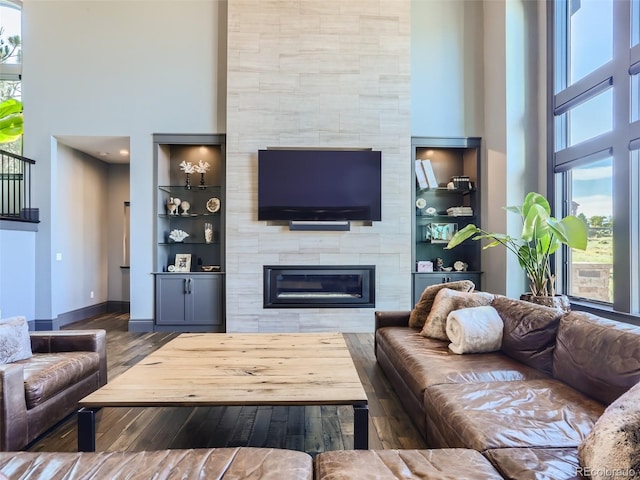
[412,272,482,305]
[156,275,188,324]
[186,275,223,325]
[156,274,223,326]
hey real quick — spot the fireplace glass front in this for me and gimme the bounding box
[263,265,375,308]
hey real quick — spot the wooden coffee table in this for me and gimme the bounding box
[77,333,368,451]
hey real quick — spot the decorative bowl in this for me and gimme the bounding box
[201,265,221,272]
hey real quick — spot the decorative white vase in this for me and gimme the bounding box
[204,223,213,244]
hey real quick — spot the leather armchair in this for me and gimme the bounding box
[0,329,107,451]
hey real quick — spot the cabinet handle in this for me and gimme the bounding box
[187,278,192,294]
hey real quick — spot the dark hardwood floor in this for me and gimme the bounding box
[27,312,426,455]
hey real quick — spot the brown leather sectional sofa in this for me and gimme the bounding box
[375,295,640,479]
[0,447,510,479]
[0,330,107,451]
[3,300,638,478]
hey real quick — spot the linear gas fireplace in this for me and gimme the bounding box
[263,265,375,308]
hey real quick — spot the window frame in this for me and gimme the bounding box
[549,0,640,323]
[0,0,21,80]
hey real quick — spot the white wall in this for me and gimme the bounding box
[481,0,544,296]
[54,144,109,314]
[0,225,36,322]
[22,0,227,323]
[411,0,484,137]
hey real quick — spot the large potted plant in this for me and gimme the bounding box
[445,192,588,310]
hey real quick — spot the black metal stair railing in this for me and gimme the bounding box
[0,148,38,222]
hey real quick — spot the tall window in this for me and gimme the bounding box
[552,0,638,315]
[0,0,21,156]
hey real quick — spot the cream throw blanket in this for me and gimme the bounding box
[446,306,503,354]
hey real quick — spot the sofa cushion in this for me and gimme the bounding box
[19,352,101,409]
[553,311,640,405]
[491,296,562,376]
[420,289,494,340]
[578,380,640,477]
[408,280,475,329]
[423,379,604,451]
[485,447,580,480]
[0,447,313,480]
[0,316,32,364]
[315,449,503,480]
[375,327,547,400]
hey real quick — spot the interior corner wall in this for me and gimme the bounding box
[53,144,109,316]
[482,0,543,297]
[226,0,412,332]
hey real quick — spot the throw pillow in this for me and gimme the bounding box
[0,316,32,364]
[578,380,640,477]
[421,289,495,340]
[408,280,475,329]
[493,295,563,377]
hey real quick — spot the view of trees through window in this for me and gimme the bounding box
[568,158,613,303]
[0,1,21,158]
[553,0,636,311]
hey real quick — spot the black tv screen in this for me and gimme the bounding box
[258,149,382,222]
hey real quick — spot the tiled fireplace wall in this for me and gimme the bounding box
[226,0,411,332]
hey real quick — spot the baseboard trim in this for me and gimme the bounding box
[107,301,130,313]
[152,324,225,333]
[34,303,108,330]
[128,319,154,332]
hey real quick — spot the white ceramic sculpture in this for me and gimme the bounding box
[169,229,189,242]
[167,197,178,215]
[204,223,213,244]
[180,201,191,215]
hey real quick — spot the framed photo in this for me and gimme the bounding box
[427,223,458,243]
[174,253,192,272]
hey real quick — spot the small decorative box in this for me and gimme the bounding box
[417,261,434,273]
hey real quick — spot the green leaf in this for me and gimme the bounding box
[0,112,23,142]
[549,215,588,250]
[445,224,480,249]
[0,98,22,118]
[517,244,535,269]
[476,232,511,243]
[521,192,550,218]
[521,203,549,241]
[482,240,502,249]
[0,99,23,144]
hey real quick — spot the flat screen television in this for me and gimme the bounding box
[258,149,382,222]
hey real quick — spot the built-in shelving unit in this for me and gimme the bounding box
[412,137,482,304]
[152,134,226,332]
